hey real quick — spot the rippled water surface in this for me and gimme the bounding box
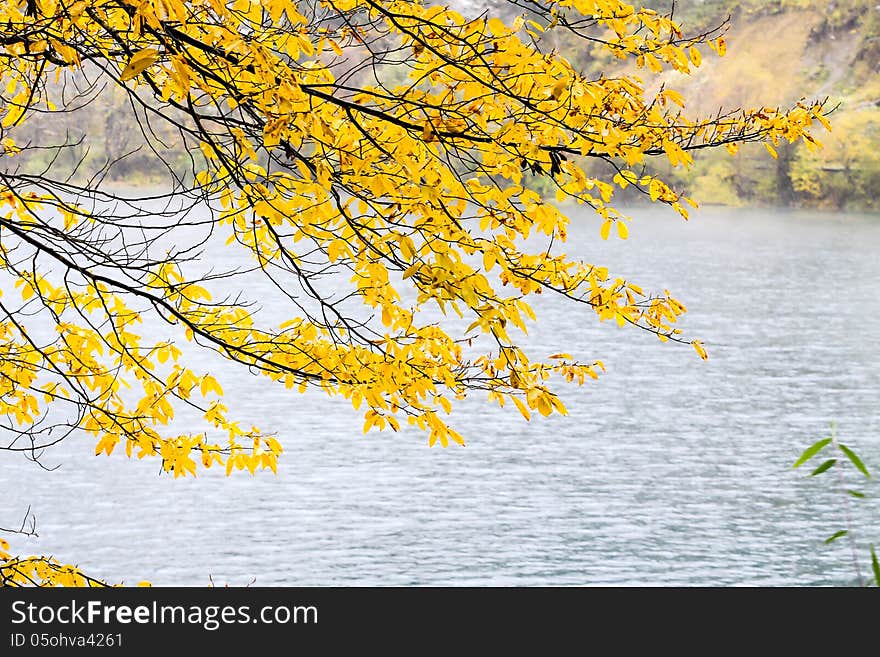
[4,206,880,586]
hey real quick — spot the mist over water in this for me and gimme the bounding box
[4,206,879,586]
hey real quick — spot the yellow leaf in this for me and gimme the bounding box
[600,218,612,240]
[551,79,566,100]
[395,236,414,260]
[119,49,160,82]
[616,221,629,240]
[95,434,118,456]
[692,340,708,361]
[764,142,778,160]
[716,37,727,57]
[644,53,663,73]
[1,102,25,128]
[689,46,701,67]
[483,250,496,271]
[535,393,553,417]
[200,374,224,397]
[814,112,832,132]
[662,89,685,108]
[487,17,507,37]
[512,395,531,421]
[68,1,87,18]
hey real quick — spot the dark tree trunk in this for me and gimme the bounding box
[776,140,795,206]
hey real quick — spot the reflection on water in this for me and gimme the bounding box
[3,206,879,586]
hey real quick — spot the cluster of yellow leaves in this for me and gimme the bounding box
[0,0,830,462]
[0,538,107,586]
[0,537,149,586]
[0,190,281,476]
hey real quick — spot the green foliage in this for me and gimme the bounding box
[794,437,833,468]
[824,530,849,545]
[791,109,880,210]
[687,159,744,207]
[793,422,878,586]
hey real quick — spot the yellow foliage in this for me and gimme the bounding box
[0,553,114,587]
[0,0,828,585]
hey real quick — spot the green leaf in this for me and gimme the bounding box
[847,490,866,499]
[871,546,880,587]
[810,458,836,476]
[793,438,831,469]
[824,530,848,544]
[839,444,871,479]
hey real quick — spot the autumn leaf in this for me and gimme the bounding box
[119,48,160,82]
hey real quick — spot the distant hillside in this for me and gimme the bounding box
[9,1,879,209]
[639,0,880,209]
[462,0,880,209]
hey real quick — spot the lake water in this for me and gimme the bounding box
[4,205,879,586]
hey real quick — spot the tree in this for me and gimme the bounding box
[0,0,828,586]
